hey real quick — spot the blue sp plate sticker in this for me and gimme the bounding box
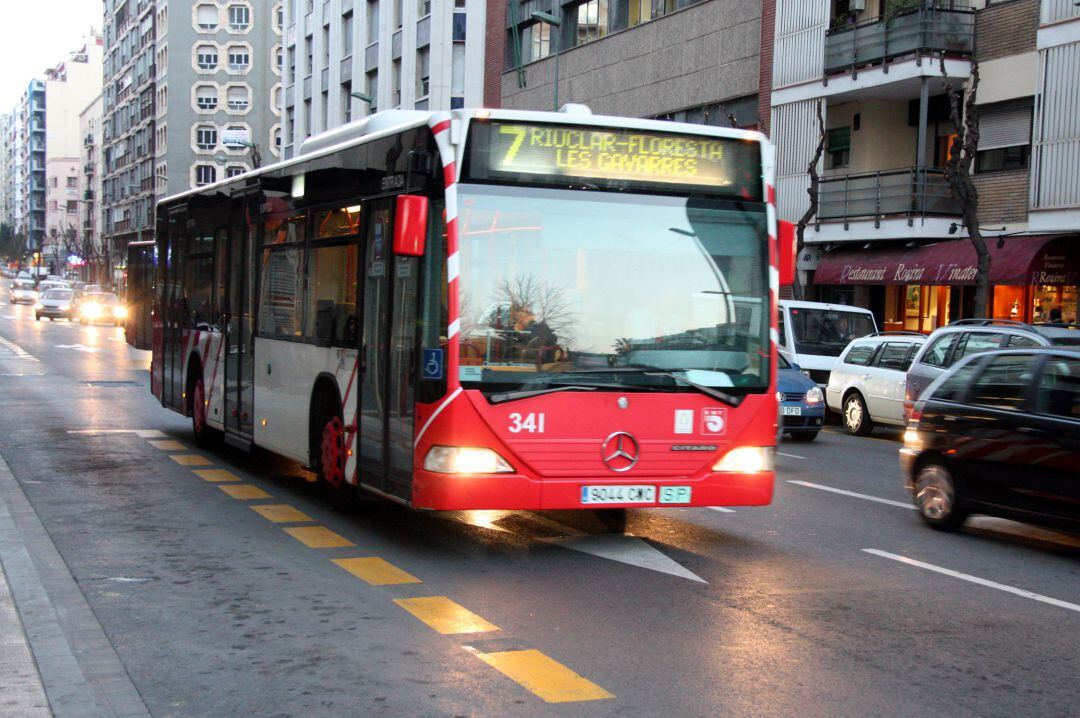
[422,348,444,380]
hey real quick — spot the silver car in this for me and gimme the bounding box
[35,288,75,321]
[826,332,926,435]
[904,319,1080,417]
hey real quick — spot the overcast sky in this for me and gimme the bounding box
[1,1,104,111]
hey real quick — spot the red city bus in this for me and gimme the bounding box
[151,107,791,512]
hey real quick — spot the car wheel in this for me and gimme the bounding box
[35,314,40,321]
[789,431,819,442]
[843,392,874,436]
[913,462,968,531]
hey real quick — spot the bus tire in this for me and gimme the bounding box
[312,389,358,512]
[188,359,220,449]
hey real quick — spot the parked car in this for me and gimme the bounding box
[777,300,878,386]
[34,288,75,321]
[901,347,1080,532]
[826,332,927,435]
[9,279,38,305]
[778,354,825,441]
[78,292,127,326]
[905,319,1080,416]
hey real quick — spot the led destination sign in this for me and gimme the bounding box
[466,121,761,198]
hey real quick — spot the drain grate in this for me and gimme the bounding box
[85,381,140,388]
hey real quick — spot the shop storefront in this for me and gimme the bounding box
[813,235,1080,331]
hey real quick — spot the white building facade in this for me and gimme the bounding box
[281,0,486,158]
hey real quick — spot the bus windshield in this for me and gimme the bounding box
[456,184,769,393]
[790,307,876,357]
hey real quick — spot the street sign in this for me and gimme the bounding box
[221,128,251,147]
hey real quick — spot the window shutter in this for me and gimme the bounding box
[978,105,1032,151]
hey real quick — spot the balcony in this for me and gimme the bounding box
[824,5,974,78]
[818,168,960,226]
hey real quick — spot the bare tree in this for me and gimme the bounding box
[494,275,575,339]
[940,55,990,318]
[794,99,827,301]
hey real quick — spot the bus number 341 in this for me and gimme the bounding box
[508,413,546,434]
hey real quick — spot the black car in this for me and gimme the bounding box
[900,347,1080,532]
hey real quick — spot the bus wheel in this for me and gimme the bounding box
[320,414,358,511]
[192,378,212,448]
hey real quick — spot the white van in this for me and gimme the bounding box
[777,300,878,385]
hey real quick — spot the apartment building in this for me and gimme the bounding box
[80,93,106,282]
[21,81,46,255]
[764,0,1079,328]
[280,0,486,158]
[103,0,283,257]
[0,114,13,235]
[487,0,761,128]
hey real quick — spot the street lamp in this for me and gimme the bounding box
[222,139,262,169]
[350,91,373,104]
[531,11,562,112]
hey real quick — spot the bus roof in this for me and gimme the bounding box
[157,106,770,208]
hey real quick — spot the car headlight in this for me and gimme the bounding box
[33,302,43,310]
[81,303,102,318]
[423,446,514,474]
[805,386,824,404]
[112,305,128,318]
[713,446,773,473]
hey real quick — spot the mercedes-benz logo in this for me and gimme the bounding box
[601,431,639,472]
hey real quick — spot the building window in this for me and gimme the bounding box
[228,4,250,30]
[274,47,284,73]
[196,4,218,31]
[522,21,550,62]
[342,12,354,56]
[275,4,284,30]
[273,126,282,149]
[342,82,353,123]
[195,164,217,186]
[227,86,251,111]
[416,47,429,98]
[195,85,218,110]
[226,165,245,178]
[228,47,251,71]
[572,0,608,46]
[827,127,851,169]
[66,176,78,188]
[196,45,218,70]
[66,200,78,213]
[366,69,378,113]
[455,0,466,8]
[367,0,380,44]
[196,125,218,150]
[418,0,431,17]
[976,145,1030,172]
[975,99,1033,174]
[452,11,466,42]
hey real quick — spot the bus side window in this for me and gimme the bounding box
[416,201,447,404]
[305,242,361,345]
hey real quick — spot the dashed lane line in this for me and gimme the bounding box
[192,469,240,483]
[250,504,313,523]
[707,507,736,513]
[216,484,273,500]
[788,480,915,510]
[394,596,500,634]
[465,646,615,703]
[147,440,186,451]
[333,557,422,586]
[67,429,167,438]
[169,454,213,467]
[282,525,354,548]
[776,452,806,459]
[863,549,1080,614]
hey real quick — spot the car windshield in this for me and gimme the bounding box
[778,354,792,369]
[456,184,770,393]
[13,281,35,290]
[790,308,876,357]
[43,290,72,300]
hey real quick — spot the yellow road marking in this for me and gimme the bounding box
[251,504,313,523]
[283,525,354,548]
[468,648,614,703]
[333,557,421,585]
[148,439,186,451]
[169,454,212,466]
[192,469,240,483]
[393,596,499,634]
[217,484,272,500]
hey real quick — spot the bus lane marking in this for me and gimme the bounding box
[788,480,915,510]
[333,557,422,586]
[216,484,273,500]
[250,504,313,523]
[863,549,1080,614]
[147,440,186,451]
[464,646,615,703]
[169,454,213,467]
[393,596,500,634]
[282,525,354,548]
[192,469,241,483]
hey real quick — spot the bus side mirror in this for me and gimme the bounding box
[778,220,796,286]
[393,194,429,257]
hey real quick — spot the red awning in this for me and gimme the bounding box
[814,235,1080,286]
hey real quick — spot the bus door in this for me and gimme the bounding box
[162,208,186,411]
[224,194,258,440]
[358,197,419,499]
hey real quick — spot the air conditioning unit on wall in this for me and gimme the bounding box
[850,0,866,10]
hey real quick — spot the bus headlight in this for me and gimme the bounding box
[805,386,824,404]
[713,446,773,473]
[423,446,514,474]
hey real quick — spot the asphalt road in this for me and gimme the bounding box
[1,291,1078,717]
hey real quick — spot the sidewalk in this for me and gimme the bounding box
[0,454,150,718]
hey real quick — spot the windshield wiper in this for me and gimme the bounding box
[545,367,743,407]
[487,384,609,404]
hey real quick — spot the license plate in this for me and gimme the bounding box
[781,406,802,416]
[580,485,655,504]
[659,486,692,504]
